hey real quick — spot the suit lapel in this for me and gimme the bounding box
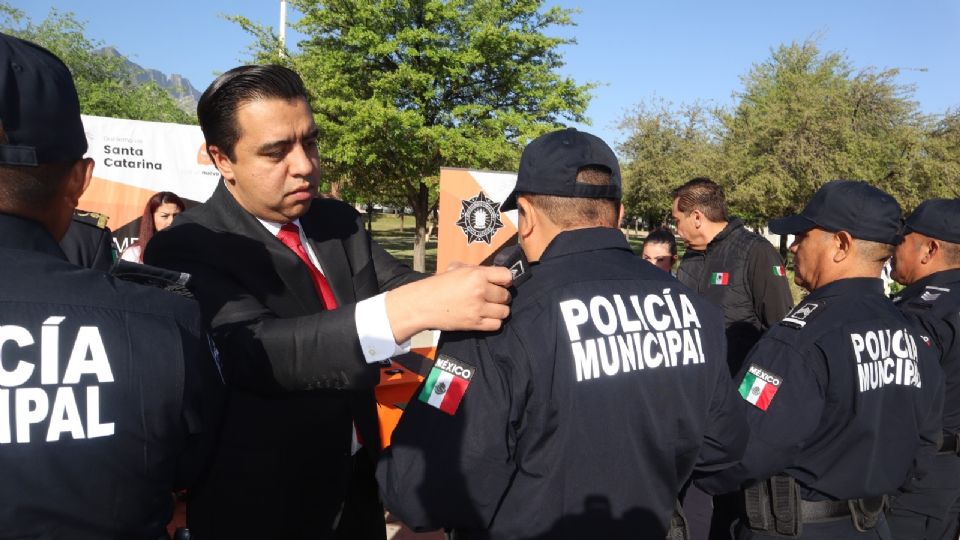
[208,181,324,314]
[300,209,356,307]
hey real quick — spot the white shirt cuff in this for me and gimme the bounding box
[356,293,411,363]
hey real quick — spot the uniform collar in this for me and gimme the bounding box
[0,212,67,259]
[804,277,884,303]
[539,227,632,261]
[894,268,960,302]
[707,217,744,248]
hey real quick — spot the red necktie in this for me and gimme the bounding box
[276,223,338,310]
[277,223,364,450]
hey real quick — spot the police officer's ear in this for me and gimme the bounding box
[516,196,537,238]
[62,157,95,208]
[922,237,940,264]
[207,144,237,183]
[832,230,854,263]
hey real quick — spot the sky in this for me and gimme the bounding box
[15,0,960,150]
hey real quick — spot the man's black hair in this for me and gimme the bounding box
[197,64,309,162]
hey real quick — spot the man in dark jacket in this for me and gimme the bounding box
[699,181,944,540]
[0,32,221,539]
[887,198,960,540]
[672,178,794,375]
[378,129,748,540]
[146,64,513,539]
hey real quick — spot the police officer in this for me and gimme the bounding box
[60,209,115,270]
[698,181,944,539]
[377,128,749,540]
[887,198,960,540]
[0,33,221,538]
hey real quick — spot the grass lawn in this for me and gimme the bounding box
[367,213,438,272]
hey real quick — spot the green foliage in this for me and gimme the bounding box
[619,40,960,229]
[0,3,196,124]
[618,100,720,226]
[231,0,592,270]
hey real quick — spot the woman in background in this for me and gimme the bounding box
[120,191,184,263]
[641,227,678,274]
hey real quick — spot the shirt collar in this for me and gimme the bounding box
[894,268,960,302]
[256,217,303,237]
[539,227,633,261]
[804,277,885,303]
[0,213,67,260]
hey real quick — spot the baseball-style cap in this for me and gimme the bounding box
[902,199,960,244]
[501,128,621,211]
[0,32,87,166]
[769,180,902,245]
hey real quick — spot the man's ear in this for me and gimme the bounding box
[64,157,95,207]
[691,209,703,229]
[516,196,537,239]
[208,144,236,182]
[833,230,853,263]
[923,238,940,264]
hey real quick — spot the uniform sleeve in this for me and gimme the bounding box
[697,340,825,494]
[693,357,750,477]
[376,328,526,532]
[173,307,226,490]
[747,241,794,329]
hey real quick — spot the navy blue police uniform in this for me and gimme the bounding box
[887,199,960,540]
[60,210,115,271]
[698,181,945,540]
[0,32,221,539]
[377,128,749,540]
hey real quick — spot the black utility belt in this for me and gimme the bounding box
[939,432,960,455]
[743,475,887,537]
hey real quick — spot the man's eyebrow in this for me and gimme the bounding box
[256,138,292,154]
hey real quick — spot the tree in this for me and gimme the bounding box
[231,0,592,271]
[0,3,196,124]
[618,100,720,227]
[716,41,935,251]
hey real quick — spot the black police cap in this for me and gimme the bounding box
[501,128,621,211]
[902,198,960,244]
[0,32,87,166]
[769,180,902,245]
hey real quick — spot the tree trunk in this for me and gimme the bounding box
[411,181,430,273]
[399,213,404,233]
[779,233,790,262]
[366,203,374,234]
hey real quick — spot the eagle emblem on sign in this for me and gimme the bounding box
[455,191,504,244]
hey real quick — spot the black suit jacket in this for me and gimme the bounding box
[145,181,420,537]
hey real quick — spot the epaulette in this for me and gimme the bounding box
[73,210,109,229]
[917,285,950,306]
[780,299,827,329]
[110,260,194,299]
[493,244,531,287]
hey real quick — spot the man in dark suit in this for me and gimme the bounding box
[145,64,512,540]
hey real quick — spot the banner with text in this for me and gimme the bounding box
[78,115,221,253]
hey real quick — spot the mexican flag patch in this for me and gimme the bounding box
[739,364,782,411]
[772,265,786,277]
[418,354,475,415]
[710,272,730,285]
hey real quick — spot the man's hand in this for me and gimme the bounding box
[386,265,512,343]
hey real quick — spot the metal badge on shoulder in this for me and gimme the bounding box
[418,354,476,415]
[780,300,825,329]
